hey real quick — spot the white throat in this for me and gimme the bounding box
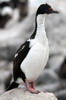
[35,14,48,44]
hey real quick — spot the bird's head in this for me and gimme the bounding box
[36,3,59,16]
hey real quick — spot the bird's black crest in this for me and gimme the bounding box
[36,3,57,15]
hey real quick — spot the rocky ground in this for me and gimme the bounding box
[0,89,58,100]
[0,0,66,100]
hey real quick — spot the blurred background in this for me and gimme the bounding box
[0,0,66,100]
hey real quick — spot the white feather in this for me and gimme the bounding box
[15,53,18,58]
[21,14,49,82]
[21,42,49,82]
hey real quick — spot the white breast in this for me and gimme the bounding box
[20,41,49,82]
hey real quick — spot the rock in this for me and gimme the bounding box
[4,74,12,91]
[55,89,66,100]
[35,69,59,86]
[48,55,65,73]
[59,58,66,79]
[46,14,66,56]
[0,71,11,85]
[0,45,17,61]
[0,15,12,28]
[18,0,28,21]
[0,1,13,28]
[0,88,58,100]
[37,83,60,93]
[0,14,34,61]
[0,0,28,28]
[0,70,11,94]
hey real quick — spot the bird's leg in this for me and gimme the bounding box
[30,82,40,93]
[25,79,40,94]
[30,82,35,89]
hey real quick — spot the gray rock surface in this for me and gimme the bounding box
[0,89,58,100]
[35,69,59,86]
[55,89,66,100]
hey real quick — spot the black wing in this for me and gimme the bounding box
[14,41,30,62]
[13,41,30,81]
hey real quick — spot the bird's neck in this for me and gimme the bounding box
[35,14,48,44]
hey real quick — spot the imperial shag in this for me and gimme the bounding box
[7,4,58,93]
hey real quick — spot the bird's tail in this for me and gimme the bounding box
[6,81,19,91]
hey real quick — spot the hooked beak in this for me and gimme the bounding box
[51,10,59,13]
[48,7,59,14]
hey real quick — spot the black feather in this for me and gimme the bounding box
[13,41,30,82]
